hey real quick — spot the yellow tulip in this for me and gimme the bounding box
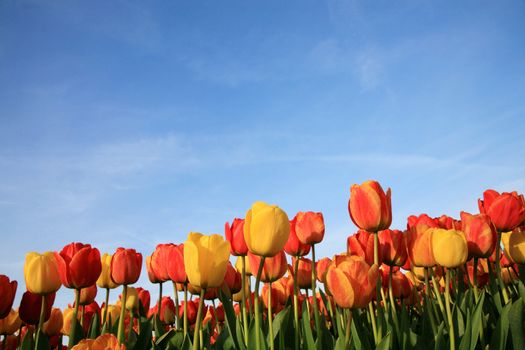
[24,252,61,295]
[97,253,119,289]
[502,229,525,264]
[0,309,22,335]
[61,307,74,336]
[125,287,139,311]
[100,304,121,327]
[183,233,230,289]
[235,256,252,276]
[243,201,290,257]
[431,228,468,268]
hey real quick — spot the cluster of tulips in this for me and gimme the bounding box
[2,181,525,350]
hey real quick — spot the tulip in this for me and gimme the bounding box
[478,189,525,232]
[461,212,497,259]
[248,251,287,283]
[110,248,142,286]
[124,287,139,312]
[325,255,378,309]
[100,304,121,329]
[178,299,198,325]
[19,291,55,325]
[24,252,61,295]
[378,229,407,267]
[79,285,97,306]
[235,256,252,276]
[166,244,187,284]
[405,215,438,267]
[381,268,411,299]
[347,229,376,265]
[284,218,311,257]
[294,211,325,245]
[149,296,176,325]
[225,218,249,256]
[71,334,124,350]
[0,309,22,335]
[431,229,468,268]
[61,307,74,336]
[0,276,17,319]
[71,338,95,350]
[502,228,525,264]
[348,180,392,232]
[316,257,332,285]
[97,253,119,289]
[55,243,102,290]
[261,282,287,309]
[136,287,151,315]
[42,308,63,336]
[244,201,290,257]
[290,257,312,289]
[222,262,242,295]
[436,215,460,230]
[146,244,172,284]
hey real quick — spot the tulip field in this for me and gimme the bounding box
[2,181,525,350]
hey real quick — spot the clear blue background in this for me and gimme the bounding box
[1,0,524,308]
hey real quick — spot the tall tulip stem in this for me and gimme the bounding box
[431,273,446,318]
[388,268,400,337]
[472,258,479,302]
[117,285,128,345]
[424,268,438,334]
[311,244,321,334]
[69,288,81,348]
[373,232,381,343]
[495,233,510,304]
[173,282,180,329]
[158,282,163,327]
[368,302,378,344]
[34,295,46,350]
[444,269,455,350]
[254,256,266,350]
[183,283,189,338]
[103,288,110,333]
[241,255,249,346]
[268,282,274,350]
[192,288,206,350]
[293,257,300,350]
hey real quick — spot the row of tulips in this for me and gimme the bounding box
[1,181,525,350]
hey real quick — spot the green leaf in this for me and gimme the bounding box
[155,328,176,347]
[154,313,166,340]
[35,331,51,350]
[219,290,244,350]
[133,317,153,350]
[302,300,316,350]
[271,305,291,342]
[70,317,85,346]
[248,314,268,350]
[88,312,100,339]
[334,336,347,350]
[469,291,485,350]
[376,332,391,350]
[20,328,34,350]
[490,302,511,350]
[434,322,447,350]
[458,308,471,350]
[509,299,525,350]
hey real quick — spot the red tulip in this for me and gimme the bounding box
[347,229,376,265]
[148,296,176,324]
[135,287,151,314]
[79,284,97,305]
[262,282,287,309]
[248,251,287,283]
[179,299,199,325]
[19,291,55,325]
[378,229,407,267]
[405,214,438,267]
[461,211,497,259]
[381,267,411,299]
[294,211,325,245]
[54,242,102,289]
[436,215,460,230]
[0,275,17,318]
[290,257,313,289]
[146,244,172,283]
[478,189,525,232]
[284,218,311,257]
[316,257,332,285]
[225,219,249,256]
[348,180,392,232]
[222,262,242,295]
[111,248,142,285]
[166,244,187,284]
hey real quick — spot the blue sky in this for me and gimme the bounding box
[1,0,525,308]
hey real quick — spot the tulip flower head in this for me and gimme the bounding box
[461,211,497,259]
[225,218,249,256]
[348,180,392,232]
[24,252,62,295]
[110,248,142,285]
[97,253,119,289]
[502,228,525,264]
[166,244,187,284]
[0,275,17,319]
[378,229,407,267]
[431,228,468,268]
[347,229,376,265]
[54,242,102,290]
[284,217,311,257]
[146,243,172,283]
[294,211,325,245]
[0,309,22,335]
[478,189,525,232]
[248,251,287,283]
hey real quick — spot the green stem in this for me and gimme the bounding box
[173,282,180,328]
[103,288,110,333]
[184,283,188,338]
[268,282,274,350]
[373,232,381,344]
[311,244,321,334]
[495,234,510,304]
[344,309,352,346]
[35,295,46,350]
[80,306,84,329]
[388,268,400,337]
[424,268,438,335]
[69,289,81,348]
[368,302,378,344]
[472,258,479,303]
[293,257,300,350]
[444,269,455,350]
[117,285,128,345]
[241,256,249,347]
[254,257,266,350]
[431,273,446,319]
[158,282,163,326]
[212,300,221,334]
[192,289,206,350]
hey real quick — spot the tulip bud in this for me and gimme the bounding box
[316,257,332,285]
[0,275,17,319]
[461,212,497,259]
[149,296,176,324]
[79,285,97,305]
[244,201,290,257]
[97,253,119,289]
[24,252,62,295]
[0,309,22,335]
[248,251,287,283]
[431,229,468,268]
[100,304,121,327]
[347,229,376,265]
[406,214,438,267]
[42,308,63,336]
[348,180,392,232]
[290,257,312,289]
[19,291,55,325]
[378,229,407,267]
[110,248,142,285]
[502,228,525,264]
[225,218,249,256]
[184,233,230,289]
[166,244,187,284]
[284,218,311,257]
[261,282,287,309]
[146,244,172,283]
[55,243,102,290]
[294,211,325,245]
[478,189,525,232]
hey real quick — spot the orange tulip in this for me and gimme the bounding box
[55,242,102,290]
[79,285,98,305]
[284,217,311,257]
[348,180,392,232]
[316,257,332,285]
[110,248,142,285]
[166,244,187,284]
[146,244,172,283]
[405,214,438,267]
[225,218,249,256]
[42,308,63,336]
[0,275,17,319]
[436,215,460,230]
[261,282,287,309]
[294,211,325,245]
[290,257,313,289]
[248,251,287,283]
[0,309,22,335]
[381,267,411,299]
[461,211,497,259]
[347,229,376,265]
[478,189,525,232]
[378,229,407,267]
[326,255,378,309]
